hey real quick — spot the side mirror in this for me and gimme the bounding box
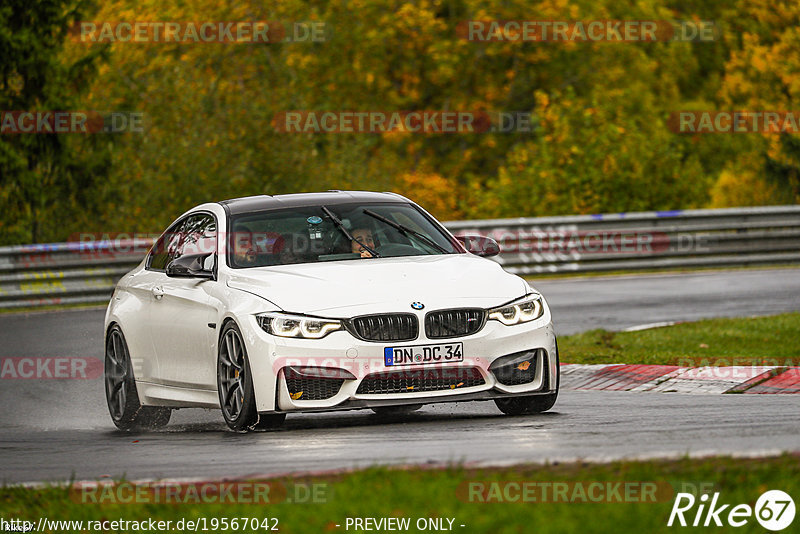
[455,235,501,258]
[166,254,214,279]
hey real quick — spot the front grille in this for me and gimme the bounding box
[284,370,344,400]
[356,367,485,395]
[425,309,486,339]
[348,314,418,342]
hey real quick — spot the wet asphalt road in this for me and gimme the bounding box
[2,391,799,484]
[1,268,799,483]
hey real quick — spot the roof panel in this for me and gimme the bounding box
[218,190,405,214]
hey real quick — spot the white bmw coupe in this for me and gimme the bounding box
[104,191,559,431]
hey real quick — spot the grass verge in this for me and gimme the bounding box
[559,312,800,366]
[524,263,800,280]
[1,455,797,533]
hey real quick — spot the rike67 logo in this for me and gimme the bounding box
[668,490,795,531]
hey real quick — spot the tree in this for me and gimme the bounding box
[0,0,109,244]
[718,0,800,204]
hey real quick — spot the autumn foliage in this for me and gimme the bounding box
[1,0,798,244]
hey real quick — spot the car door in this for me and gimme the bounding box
[122,218,187,382]
[147,213,218,390]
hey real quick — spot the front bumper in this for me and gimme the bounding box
[243,313,558,413]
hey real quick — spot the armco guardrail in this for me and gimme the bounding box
[1,205,798,309]
[0,239,154,309]
[446,205,800,275]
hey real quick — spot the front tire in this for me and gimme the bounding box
[217,322,285,432]
[253,413,287,430]
[104,325,171,430]
[494,392,558,415]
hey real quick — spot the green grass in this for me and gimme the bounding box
[524,263,800,280]
[559,312,800,366]
[1,455,797,533]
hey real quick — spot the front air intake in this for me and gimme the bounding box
[356,367,485,394]
[283,367,350,400]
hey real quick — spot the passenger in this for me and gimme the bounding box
[278,233,302,264]
[231,230,257,267]
[351,228,376,258]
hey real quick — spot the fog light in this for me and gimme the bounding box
[489,349,540,386]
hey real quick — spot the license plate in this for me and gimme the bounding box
[384,342,464,367]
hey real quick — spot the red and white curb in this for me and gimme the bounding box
[561,364,800,394]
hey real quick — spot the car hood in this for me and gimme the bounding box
[225,254,527,316]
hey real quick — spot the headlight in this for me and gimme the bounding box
[488,294,545,326]
[256,313,342,339]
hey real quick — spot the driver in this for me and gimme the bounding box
[351,227,376,258]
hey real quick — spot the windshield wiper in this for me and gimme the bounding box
[362,209,448,254]
[321,206,381,258]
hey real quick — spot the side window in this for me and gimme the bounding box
[176,214,217,261]
[147,213,216,271]
[148,220,185,271]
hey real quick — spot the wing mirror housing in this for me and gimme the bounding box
[166,254,215,279]
[455,235,501,257]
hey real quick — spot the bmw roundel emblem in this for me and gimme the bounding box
[411,302,424,310]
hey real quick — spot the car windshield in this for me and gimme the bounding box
[227,202,459,268]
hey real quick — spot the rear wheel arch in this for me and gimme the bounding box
[104,323,171,430]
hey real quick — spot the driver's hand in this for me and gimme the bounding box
[360,249,373,258]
